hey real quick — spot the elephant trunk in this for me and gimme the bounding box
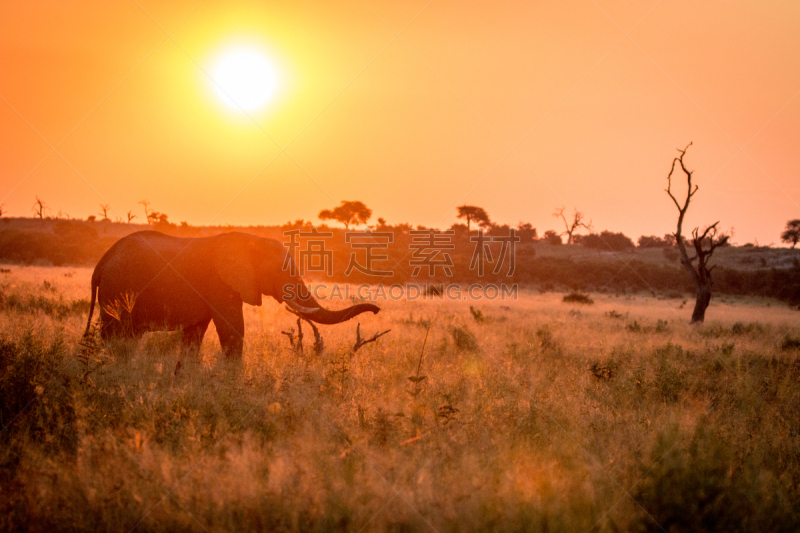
[284,283,379,324]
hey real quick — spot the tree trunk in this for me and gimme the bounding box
[691,282,712,324]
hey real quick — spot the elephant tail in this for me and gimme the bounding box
[84,269,100,337]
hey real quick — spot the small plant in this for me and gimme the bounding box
[408,320,433,399]
[536,326,556,349]
[589,361,617,381]
[437,404,459,424]
[654,344,685,403]
[563,292,594,304]
[655,319,669,333]
[425,284,444,296]
[780,335,800,351]
[606,310,626,319]
[469,306,485,323]
[401,313,431,328]
[731,321,764,336]
[627,321,642,332]
[77,324,110,386]
[370,408,394,447]
[451,325,479,352]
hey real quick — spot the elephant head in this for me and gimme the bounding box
[213,232,379,324]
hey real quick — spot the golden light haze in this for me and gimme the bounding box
[1,0,798,244]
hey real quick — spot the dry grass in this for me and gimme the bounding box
[2,266,800,532]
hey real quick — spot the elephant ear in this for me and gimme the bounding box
[214,236,263,306]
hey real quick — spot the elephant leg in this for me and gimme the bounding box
[182,317,211,356]
[212,305,245,358]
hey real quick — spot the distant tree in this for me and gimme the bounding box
[666,142,729,324]
[516,222,537,242]
[582,231,635,251]
[149,212,169,226]
[318,200,372,229]
[126,210,137,224]
[282,219,313,230]
[394,222,412,235]
[139,200,152,222]
[781,219,800,248]
[98,204,110,221]
[488,223,510,236]
[449,222,469,238]
[32,196,49,221]
[87,215,96,222]
[637,234,677,248]
[375,217,389,231]
[543,230,562,245]
[553,206,592,244]
[0,204,4,218]
[457,205,491,232]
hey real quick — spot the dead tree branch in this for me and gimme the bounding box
[353,323,391,353]
[665,143,728,323]
[282,315,324,355]
[306,319,324,355]
[553,206,593,244]
[281,317,304,353]
[32,196,49,222]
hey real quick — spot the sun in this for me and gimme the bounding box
[211,48,277,111]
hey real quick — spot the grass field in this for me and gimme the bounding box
[2,266,800,532]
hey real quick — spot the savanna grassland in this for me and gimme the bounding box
[2,266,800,532]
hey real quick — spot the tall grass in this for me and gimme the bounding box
[1,267,799,531]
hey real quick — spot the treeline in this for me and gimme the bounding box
[1,218,799,306]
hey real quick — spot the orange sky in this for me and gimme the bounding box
[1,0,798,244]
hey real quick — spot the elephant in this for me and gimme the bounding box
[84,230,379,357]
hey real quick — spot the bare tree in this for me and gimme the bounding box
[553,206,592,244]
[0,203,4,218]
[126,210,137,224]
[139,200,151,223]
[32,196,49,222]
[98,204,110,221]
[666,143,729,324]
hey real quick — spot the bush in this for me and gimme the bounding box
[635,425,799,532]
[638,234,676,248]
[581,231,635,251]
[0,333,76,454]
[563,292,594,304]
[450,325,479,351]
[543,230,562,245]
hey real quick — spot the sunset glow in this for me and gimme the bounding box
[0,1,798,244]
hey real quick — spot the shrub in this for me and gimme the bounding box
[780,335,800,351]
[635,425,799,532]
[638,234,676,248]
[563,292,594,304]
[0,333,76,454]
[581,230,635,251]
[543,230,562,245]
[450,325,479,351]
